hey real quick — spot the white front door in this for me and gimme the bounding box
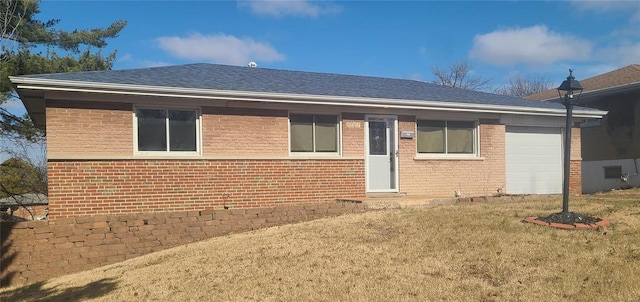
[366,116,398,192]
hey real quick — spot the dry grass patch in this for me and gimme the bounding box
[2,190,640,301]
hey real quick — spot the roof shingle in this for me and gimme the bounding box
[20,63,572,111]
[527,64,640,101]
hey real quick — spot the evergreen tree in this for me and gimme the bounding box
[0,0,127,140]
[0,157,45,198]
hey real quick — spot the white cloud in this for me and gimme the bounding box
[119,53,133,62]
[582,63,620,78]
[238,0,342,18]
[116,54,171,68]
[404,73,424,81]
[570,0,640,23]
[469,25,592,66]
[572,0,638,11]
[155,33,285,66]
[140,60,172,68]
[596,41,640,66]
[571,1,639,13]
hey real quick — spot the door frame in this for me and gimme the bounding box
[365,115,399,193]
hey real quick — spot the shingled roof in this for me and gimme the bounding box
[527,64,640,101]
[17,63,576,108]
[11,63,605,129]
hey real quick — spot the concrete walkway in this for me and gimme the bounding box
[338,194,461,210]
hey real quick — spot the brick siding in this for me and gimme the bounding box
[46,100,133,157]
[201,107,290,157]
[570,160,582,195]
[43,99,581,218]
[571,126,582,194]
[341,112,366,157]
[47,159,365,219]
[397,117,507,197]
[571,126,582,160]
[1,205,48,221]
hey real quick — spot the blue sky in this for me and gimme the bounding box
[2,0,639,162]
[37,0,640,83]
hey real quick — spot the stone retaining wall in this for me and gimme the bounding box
[1,202,366,287]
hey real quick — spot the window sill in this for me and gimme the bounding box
[413,156,484,161]
[289,152,342,158]
[134,152,202,159]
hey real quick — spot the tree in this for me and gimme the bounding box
[496,74,554,97]
[1,0,127,140]
[0,157,45,198]
[431,60,491,91]
[0,125,47,219]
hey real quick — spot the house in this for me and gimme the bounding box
[9,64,606,219]
[0,193,48,221]
[527,64,640,193]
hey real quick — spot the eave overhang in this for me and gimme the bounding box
[536,81,640,104]
[11,77,608,130]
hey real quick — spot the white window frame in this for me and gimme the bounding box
[288,112,342,156]
[415,118,479,159]
[133,106,202,156]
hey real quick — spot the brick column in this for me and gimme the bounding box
[570,160,582,195]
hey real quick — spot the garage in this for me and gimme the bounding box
[505,126,563,194]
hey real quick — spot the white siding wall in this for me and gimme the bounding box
[582,159,640,193]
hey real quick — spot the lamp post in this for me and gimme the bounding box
[557,69,583,222]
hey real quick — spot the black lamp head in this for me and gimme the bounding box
[557,69,583,103]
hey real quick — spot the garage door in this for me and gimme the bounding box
[505,126,563,194]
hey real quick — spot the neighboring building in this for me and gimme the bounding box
[528,64,640,193]
[0,193,48,221]
[10,64,605,219]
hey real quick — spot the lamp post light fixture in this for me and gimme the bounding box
[557,69,583,223]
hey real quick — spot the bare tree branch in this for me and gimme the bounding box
[1,0,29,59]
[431,61,492,91]
[0,134,47,220]
[495,74,554,97]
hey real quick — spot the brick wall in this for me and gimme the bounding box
[341,113,365,157]
[1,205,48,221]
[46,100,133,157]
[570,126,583,195]
[397,117,506,197]
[571,126,582,160]
[43,98,576,216]
[47,159,365,219]
[46,102,367,160]
[570,160,582,195]
[1,202,366,287]
[201,107,290,157]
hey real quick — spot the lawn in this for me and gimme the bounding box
[1,189,640,301]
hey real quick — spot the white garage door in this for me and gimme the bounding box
[505,126,563,194]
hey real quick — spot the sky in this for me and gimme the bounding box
[2,0,640,114]
[38,0,640,80]
[2,0,640,162]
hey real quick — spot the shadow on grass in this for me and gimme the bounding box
[0,278,118,301]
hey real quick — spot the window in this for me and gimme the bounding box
[580,118,601,128]
[290,114,339,153]
[604,166,622,179]
[417,119,476,155]
[136,108,200,153]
